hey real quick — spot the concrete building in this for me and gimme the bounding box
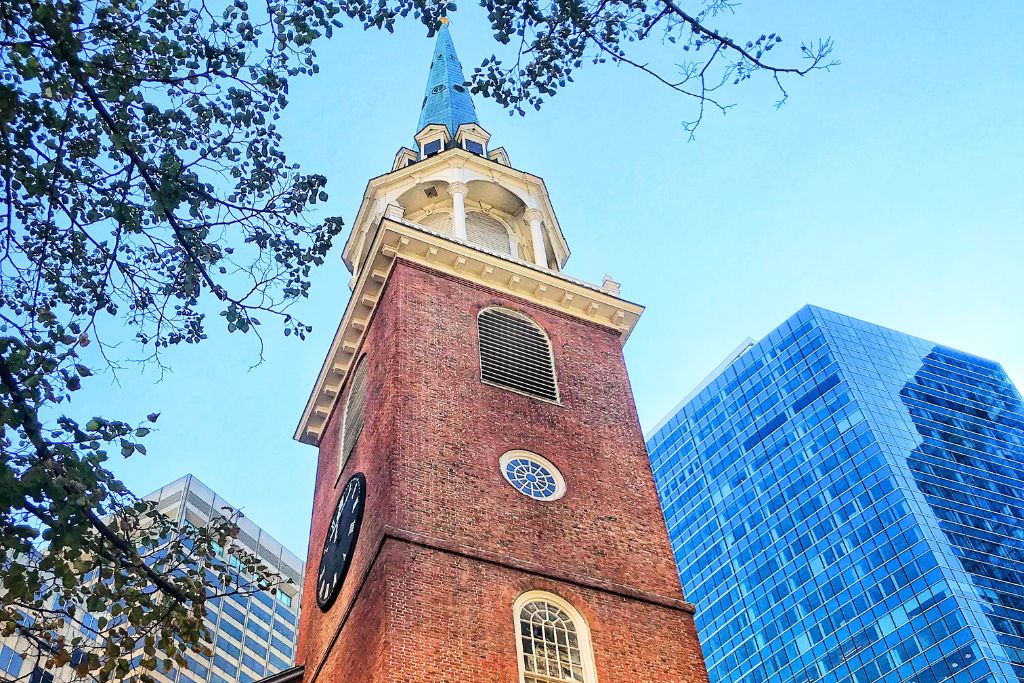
[1,475,304,683]
[143,475,304,683]
[647,305,1024,683]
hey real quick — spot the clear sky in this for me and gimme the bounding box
[86,0,1023,560]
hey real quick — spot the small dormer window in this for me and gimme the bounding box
[391,147,418,171]
[414,124,452,161]
[423,139,443,157]
[454,123,490,159]
[488,147,511,167]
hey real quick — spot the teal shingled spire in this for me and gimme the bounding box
[416,22,479,140]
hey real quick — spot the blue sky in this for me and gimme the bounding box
[89,1,1023,559]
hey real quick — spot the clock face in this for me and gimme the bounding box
[316,472,366,611]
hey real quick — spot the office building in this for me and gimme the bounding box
[1,474,304,683]
[145,475,304,683]
[648,305,1024,683]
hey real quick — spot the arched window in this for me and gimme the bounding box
[419,211,453,236]
[477,308,558,402]
[514,592,597,683]
[338,356,368,476]
[466,211,514,256]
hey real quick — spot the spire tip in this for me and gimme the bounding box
[416,16,479,141]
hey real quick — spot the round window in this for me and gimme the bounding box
[499,451,566,501]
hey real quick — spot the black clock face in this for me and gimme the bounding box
[316,472,366,611]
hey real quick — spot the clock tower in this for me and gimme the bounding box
[293,22,710,683]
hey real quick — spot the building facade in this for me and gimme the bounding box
[0,475,304,683]
[647,305,1024,683]
[291,21,710,683]
[143,476,304,683]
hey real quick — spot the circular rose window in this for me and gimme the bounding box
[499,451,566,501]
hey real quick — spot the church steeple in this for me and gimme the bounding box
[415,20,479,140]
[293,25,709,682]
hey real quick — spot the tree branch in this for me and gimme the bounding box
[0,349,198,606]
[660,0,826,75]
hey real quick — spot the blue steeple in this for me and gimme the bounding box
[416,21,479,139]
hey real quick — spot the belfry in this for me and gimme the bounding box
[293,23,710,682]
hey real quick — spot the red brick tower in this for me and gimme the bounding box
[293,23,709,683]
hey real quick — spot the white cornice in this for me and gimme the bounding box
[295,217,644,446]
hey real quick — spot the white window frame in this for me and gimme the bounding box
[454,123,491,156]
[421,136,445,158]
[488,147,511,166]
[414,124,451,160]
[512,591,598,683]
[391,147,418,171]
[462,136,486,155]
[0,645,24,678]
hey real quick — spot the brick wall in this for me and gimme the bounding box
[296,260,709,682]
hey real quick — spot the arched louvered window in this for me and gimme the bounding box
[514,592,597,683]
[477,309,558,402]
[467,211,514,256]
[338,357,368,476]
[419,211,453,236]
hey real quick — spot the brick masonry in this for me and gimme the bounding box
[296,259,710,682]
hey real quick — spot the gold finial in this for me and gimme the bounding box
[439,16,449,25]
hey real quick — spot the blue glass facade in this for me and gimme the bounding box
[647,305,1024,683]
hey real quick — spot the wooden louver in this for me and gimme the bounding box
[466,212,513,256]
[419,212,454,236]
[341,358,368,466]
[478,309,558,402]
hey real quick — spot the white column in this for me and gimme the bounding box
[448,182,469,240]
[525,208,546,268]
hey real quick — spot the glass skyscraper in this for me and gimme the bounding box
[647,305,1024,683]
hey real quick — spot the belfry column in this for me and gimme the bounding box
[449,181,469,240]
[525,208,546,267]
